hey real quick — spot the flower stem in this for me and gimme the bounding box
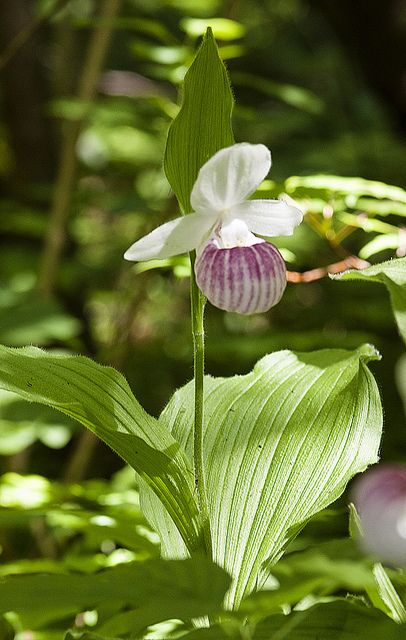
[190,251,212,556]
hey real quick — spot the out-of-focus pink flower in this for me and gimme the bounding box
[124,143,302,314]
[352,464,406,567]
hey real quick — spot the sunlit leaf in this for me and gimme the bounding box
[0,345,202,553]
[140,345,382,608]
[164,27,234,212]
[285,175,406,204]
[338,212,397,234]
[130,41,188,65]
[332,258,406,344]
[359,234,402,259]
[181,18,245,40]
[356,198,406,218]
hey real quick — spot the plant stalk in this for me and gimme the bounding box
[190,252,212,556]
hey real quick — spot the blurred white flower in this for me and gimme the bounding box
[352,464,406,567]
[124,143,302,314]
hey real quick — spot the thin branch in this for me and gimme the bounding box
[287,256,370,283]
[0,0,70,72]
[37,0,122,296]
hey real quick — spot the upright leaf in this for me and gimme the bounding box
[164,27,234,212]
[140,345,382,608]
[332,257,406,344]
[371,564,406,624]
[0,345,201,552]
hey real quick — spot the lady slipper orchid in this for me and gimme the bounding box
[352,465,406,567]
[124,143,303,314]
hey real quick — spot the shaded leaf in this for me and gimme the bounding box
[332,257,406,344]
[253,599,406,639]
[0,296,80,345]
[0,557,230,629]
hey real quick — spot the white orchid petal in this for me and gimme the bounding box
[217,218,263,248]
[234,199,303,237]
[124,212,217,262]
[191,143,272,212]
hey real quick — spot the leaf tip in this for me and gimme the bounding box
[358,343,381,363]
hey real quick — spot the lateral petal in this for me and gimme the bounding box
[124,212,217,261]
[235,199,303,237]
[191,143,271,213]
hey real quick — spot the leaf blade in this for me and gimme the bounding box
[141,345,382,608]
[164,27,234,212]
[332,257,406,344]
[0,557,230,630]
[0,345,201,552]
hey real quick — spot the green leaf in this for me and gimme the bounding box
[371,564,406,624]
[164,27,234,212]
[253,599,406,639]
[285,175,406,204]
[332,257,406,344]
[359,234,401,260]
[0,296,81,345]
[232,71,324,114]
[338,212,397,234]
[140,345,382,608]
[180,18,245,41]
[0,345,201,553]
[267,538,376,598]
[0,557,230,630]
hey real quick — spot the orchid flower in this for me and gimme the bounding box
[124,143,303,314]
[352,465,406,567]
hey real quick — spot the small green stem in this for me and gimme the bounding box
[190,251,212,556]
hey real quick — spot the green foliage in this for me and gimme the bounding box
[371,564,406,624]
[1,3,406,639]
[333,258,406,344]
[140,345,382,608]
[164,27,234,212]
[0,390,73,455]
[0,556,230,633]
[252,600,406,639]
[0,345,201,553]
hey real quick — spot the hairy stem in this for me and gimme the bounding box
[190,252,212,556]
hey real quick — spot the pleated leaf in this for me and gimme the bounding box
[164,27,234,212]
[333,257,406,344]
[0,345,201,553]
[140,345,382,608]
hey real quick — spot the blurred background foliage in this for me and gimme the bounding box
[0,0,406,636]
